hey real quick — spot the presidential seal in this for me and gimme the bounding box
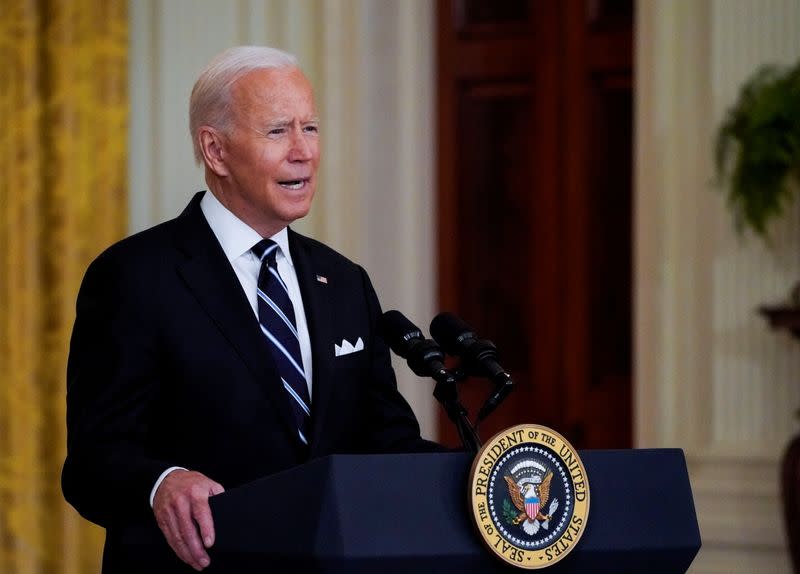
[469,424,590,569]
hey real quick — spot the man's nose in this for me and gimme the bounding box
[288,129,313,162]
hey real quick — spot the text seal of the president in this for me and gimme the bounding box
[469,424,590,569]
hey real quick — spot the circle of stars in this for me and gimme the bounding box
[487,445,574,549]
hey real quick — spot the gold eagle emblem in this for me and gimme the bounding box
[504,472,553,524]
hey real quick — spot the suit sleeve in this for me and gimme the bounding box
[357,266,441,453]
[62,251,176,527]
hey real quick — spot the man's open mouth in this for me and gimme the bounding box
[278,178,309,190]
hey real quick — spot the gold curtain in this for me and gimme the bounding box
[0,1,127,572]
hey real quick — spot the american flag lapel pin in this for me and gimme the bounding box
[316,274,328,284]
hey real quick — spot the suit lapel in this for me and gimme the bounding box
[288,230,336,452]
[171,194,302,450]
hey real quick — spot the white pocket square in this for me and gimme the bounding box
[335,337,364,357]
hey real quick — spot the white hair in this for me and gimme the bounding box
[189,45,300,164]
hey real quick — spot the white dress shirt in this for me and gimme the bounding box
[199,190,313,389]
[149,190,314,507]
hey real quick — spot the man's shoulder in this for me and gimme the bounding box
[92,218,179,270]
[75,217,186,306]
[289,229,363,272]
[91,192,208,271]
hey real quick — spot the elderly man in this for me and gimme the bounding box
[62,46,433,572]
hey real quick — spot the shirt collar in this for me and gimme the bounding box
[200,190,294,266]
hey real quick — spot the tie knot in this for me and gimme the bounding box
[252,238,278,263]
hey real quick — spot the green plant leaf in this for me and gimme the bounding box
[715,58,800,240]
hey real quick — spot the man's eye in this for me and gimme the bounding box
[303,125,319,134]
[268,128,286,136]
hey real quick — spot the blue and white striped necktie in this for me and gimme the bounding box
[251,239,311,446]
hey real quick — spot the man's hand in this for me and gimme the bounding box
[153,469,225,571]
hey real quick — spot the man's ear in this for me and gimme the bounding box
[198,126,229,177]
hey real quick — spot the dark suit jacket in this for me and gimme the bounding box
[62,192,433,571]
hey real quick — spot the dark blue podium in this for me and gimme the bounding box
[206,450,700,573]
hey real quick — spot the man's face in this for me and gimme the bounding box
[215,66,319,236]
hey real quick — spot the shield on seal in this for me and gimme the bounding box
[524,486,540,520]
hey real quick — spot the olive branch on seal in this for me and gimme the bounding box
[502,499,518,524]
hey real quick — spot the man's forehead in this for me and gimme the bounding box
[230,67,316,120]
[232,67,312,99]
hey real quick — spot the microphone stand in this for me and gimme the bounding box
[430,367,481,453]
[475,372,514,427]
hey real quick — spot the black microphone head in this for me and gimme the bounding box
[377,310,425,359]
[430,312,477,355]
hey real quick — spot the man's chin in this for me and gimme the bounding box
[280,201,313,226]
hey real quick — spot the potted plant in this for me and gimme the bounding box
[715,58,800,241]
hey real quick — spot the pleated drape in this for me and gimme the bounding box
[0,1,127,572]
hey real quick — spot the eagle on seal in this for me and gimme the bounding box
[504,472,554,534]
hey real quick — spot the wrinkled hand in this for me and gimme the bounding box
[153,470,225,571]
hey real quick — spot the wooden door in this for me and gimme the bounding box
[436,0,633,449]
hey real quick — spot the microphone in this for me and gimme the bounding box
[377,310,447,379]
[430,312,514,422]
[429,312,509,382]
[378,310,482,452]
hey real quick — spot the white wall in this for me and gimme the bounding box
[637,1,800,572]
[128,0,437,437]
